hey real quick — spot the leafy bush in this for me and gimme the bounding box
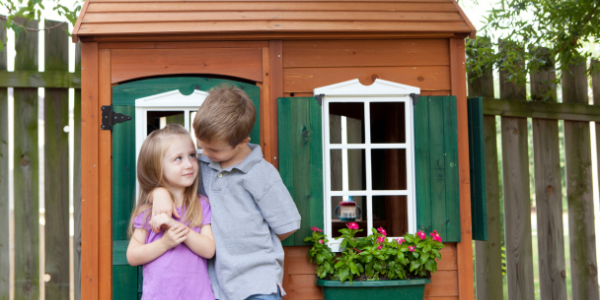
[305,223,445,284]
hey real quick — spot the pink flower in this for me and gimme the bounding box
[417,231,426,240]
[311,226,323,232]
[399,238,405,244]
[433,235,442,242]
[377,227,387,236]
[377,236,385,244]
[353,247,362,253]
[346,222,359,230]
[408,246,416,252]
[319,240,324,244]
[377,245,383,250]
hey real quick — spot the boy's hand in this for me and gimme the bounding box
[160,223,189,249]
[150,188,181,232]
[149,213,174,233]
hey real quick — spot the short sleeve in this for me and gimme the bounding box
[256,180,301,235]
[200,195,212,226]
[133,210,151,231]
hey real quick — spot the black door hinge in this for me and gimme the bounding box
[101,105,132,130]
[410,93,420,105]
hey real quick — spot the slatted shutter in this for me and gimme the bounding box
[414,96,461,242]
[468,97,488,241]
[278,97,324,246]
[111,77,260,298]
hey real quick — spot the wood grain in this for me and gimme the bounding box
[0,17,8,300]
[563,60,599,300]
[592,62,600,282]
[259,47,272,164]
[81,41,100,300]
[450,37,473,300]
[98,49,112,300]
[283,39,449,68]
[424,271,459,297]
[98,40,268,49]
[74,42,82,300]
[86,32,455,43]
[269,40,283,169]
[87,2,458,13]
[481,97,600,121]
[284,66,450,93]
[499,40,534,300]
[82,11,463,23]
[468,54,503,300]
[13,17,40,300]
[530,49,566,300]
[44,19,71,300]
[110,47,263,83]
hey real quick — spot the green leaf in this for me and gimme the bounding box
[410,260,421,272]
[420,253,430,264]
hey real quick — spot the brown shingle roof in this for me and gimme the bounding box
[72,0,476,42]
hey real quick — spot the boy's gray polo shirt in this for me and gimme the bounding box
[200,144,301,300]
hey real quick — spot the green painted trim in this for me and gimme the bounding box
[468,97,488,241]
[316,277,431,287]
[414,96,461,243]
[112,240,130,266]
[278,97,323,246]
[0,70,80,88]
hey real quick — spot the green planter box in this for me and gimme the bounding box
[316,277,431,300]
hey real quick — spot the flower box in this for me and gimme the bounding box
[316,277,431,300]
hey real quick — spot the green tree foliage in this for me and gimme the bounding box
[1,0,82,50]
[467,0,600,89]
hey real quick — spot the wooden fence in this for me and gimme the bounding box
[470,45,600,300]
[0,17,82,300]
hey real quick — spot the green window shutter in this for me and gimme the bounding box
[278,97,324,246]
[468,97,488,241]
[111,77,260,297]
[414,96,461,242]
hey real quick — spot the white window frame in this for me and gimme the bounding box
[134,89,209,200]
[314,79,420,252]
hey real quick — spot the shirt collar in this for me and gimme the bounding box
[199,143,263,174]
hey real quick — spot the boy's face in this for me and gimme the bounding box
[196,137,250,164]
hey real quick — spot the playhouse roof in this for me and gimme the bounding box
[72,0,476,42]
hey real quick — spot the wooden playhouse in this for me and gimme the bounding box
[72,1,484,299]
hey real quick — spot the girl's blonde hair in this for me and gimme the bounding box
[128,124,202,237]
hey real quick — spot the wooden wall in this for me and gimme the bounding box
[280,39,463,300]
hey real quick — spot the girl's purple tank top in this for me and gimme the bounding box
[133,196,215,300]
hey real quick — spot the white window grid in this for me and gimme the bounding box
[322,96,417,252]
[134,89,208,201]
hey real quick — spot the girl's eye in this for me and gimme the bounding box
[189,153,196,158]
[175,156,181,161]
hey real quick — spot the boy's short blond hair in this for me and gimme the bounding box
[193,84,256,147]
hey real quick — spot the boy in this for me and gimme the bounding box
[151,85,301,300]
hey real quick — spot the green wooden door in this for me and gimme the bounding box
[111,77,260,299]
[468,97,487,241]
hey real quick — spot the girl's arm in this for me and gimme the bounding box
[149,188,180,232]
[183,224,216,259]
[126,223,190,266]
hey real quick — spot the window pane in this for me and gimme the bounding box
[371,149,407,190]
[370,102,405,144]
[372,195,408,237]
[331,196,368,238]
[330,149,366,191]
[329,102,364,144]
[146,111,184,136]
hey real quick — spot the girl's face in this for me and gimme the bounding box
[162,135,198,190]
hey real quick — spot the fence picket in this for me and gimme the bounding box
[74,42,82,300]
[468,46,503,300]
[13,17,40,300]
[499,40,535,300]
[530,49,567,300]
[0,16,9,300]
[44,19,70,300]
[562,60,600,300]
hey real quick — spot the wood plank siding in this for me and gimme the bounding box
[72,0,476,42]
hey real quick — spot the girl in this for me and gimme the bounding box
[126,123,215,300]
